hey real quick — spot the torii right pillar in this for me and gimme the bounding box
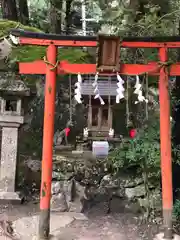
[155,48,180,240]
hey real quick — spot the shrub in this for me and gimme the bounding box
[173,199,180,220]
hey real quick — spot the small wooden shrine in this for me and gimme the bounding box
[76,35,123,144]
[79,75,122,142]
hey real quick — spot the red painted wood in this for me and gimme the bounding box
[19,60,180,76]
[40,44,57,213]
[19,37,180,48]
[159,47,173,236]
[122,41,180,48]
[19,60,46,74]
[20,38,97,47]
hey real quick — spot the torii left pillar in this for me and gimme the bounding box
[39,44,57,239]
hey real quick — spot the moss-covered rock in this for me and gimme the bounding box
[0,20,43,39]
[0,20,90,64]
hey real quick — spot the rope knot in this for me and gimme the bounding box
[43,56,59,71]
[158,61,173,67]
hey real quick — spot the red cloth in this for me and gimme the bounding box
[65,128,70,137]
[129,129,136,138]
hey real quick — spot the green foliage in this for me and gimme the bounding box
[28,0,50,31]
[29,8,49,31]
[108,112,161,216]
[0,20,91,68]
[28,0,47,9]
[10,46,90,63]
[109,114,160,179]
[173,199,180,220]
[130,5,174,37]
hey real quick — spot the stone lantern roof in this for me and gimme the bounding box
[0,79,31,97]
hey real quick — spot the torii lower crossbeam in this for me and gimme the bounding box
[11,29,178,240]
[19,60,180,75]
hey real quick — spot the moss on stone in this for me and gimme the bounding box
[0,20,43,39]
[0,20,90,63]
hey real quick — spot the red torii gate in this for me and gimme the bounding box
[11,29,180,240]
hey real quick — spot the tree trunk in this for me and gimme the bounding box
[17,0,29,25]
[49,0,63,34]
[65,0,73,35]
[1,0,18,21]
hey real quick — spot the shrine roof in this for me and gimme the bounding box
[81,75,119,96]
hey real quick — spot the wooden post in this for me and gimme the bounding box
[159,47,173,239]
[39,44,57,239]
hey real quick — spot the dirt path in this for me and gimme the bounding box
[0,202,159,239]
[59,211,159,240]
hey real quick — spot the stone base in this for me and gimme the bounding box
[0,191,22,203]
[154,233,180,240]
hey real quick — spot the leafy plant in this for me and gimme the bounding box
[109,113,161,217]
[173,199,180,220]
[109,114,160,173]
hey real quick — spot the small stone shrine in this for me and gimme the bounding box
[0,79,31,202]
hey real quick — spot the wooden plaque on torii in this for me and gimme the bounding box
[96,35,120,72]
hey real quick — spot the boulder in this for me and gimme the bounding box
[100,174,145,199]
[51,181,63,195]
[19,159,41,190]
[123,176,144,188]
[100,174,119,188]
[138,188,162,210]
[52,171,61,180]
[125,184,146,199]
[100,173,144,189]
[51,192,69,212]
[25,159,41,172]
[50,153,159,214]
[53,153,108,186]
[125,201,142,214]
[75,181,86,199]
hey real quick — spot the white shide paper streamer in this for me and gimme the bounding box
[92,73,105,105]
[74,73,82,103]
[134,75,148,104]
[116,73,125,103]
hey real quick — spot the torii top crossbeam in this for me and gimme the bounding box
[10,29,180,76]
[10,28,178,240]
[10,29,180,47]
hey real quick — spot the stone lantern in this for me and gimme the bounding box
[0,79,31,202]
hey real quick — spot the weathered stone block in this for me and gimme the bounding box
[0,127,18,192]
[51,192,69,212]
[125,184,146,199]
[51,181,63,195]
